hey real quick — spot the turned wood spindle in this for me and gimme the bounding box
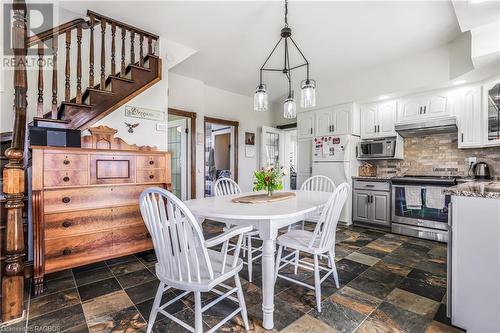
[64,30,71,102]
[76,23,83,104]
[51,35,58,119]
[130,30,135,64]
[100,18,106,90]
[111,22,116,76]
[148,36,152,55]
[139,34,144,66]
[37,42,44,117]
[3,0,27,321]
[89,15,95,87]
[121,27,126,77]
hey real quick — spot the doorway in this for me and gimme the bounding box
[167,108,197,200]
[261,124,297,190]
[204,117,239,197]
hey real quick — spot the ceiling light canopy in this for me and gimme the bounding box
[254,0,316,118]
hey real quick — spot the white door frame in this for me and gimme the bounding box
[168,118,188,200]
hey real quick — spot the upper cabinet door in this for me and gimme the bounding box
[378,100,397,136]
[297,112,314,138]
[332,104,351,135]
[315,109,334,136]
[458,86,482,148]
[426,93,449,117]
[483,78,500,147]
[360,104,378,139]
[399,98,422,122]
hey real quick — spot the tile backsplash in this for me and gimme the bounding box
[370,133,500,178]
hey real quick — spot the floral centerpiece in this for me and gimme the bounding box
[253,165,287,197]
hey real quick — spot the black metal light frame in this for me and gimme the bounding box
[258,0,311,99]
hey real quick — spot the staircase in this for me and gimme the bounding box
[1,2,161,322]
[31,10,161,130]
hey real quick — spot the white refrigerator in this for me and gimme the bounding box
[311,134,359,224]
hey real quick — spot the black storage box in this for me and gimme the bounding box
[29,126,81,148]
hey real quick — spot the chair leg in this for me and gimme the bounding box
[313,254,322,313]
[329,250,340,288]
[247,235,253,283]
[293,250,300,275]
[194,291,203,333]
[274,245,283,283]
[147,282,164,333]
[235,274,250,331]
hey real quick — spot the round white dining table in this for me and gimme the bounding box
[184,190,331,330]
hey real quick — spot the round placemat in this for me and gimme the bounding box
[232,192,296,204]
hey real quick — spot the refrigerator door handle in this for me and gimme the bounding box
[446,202,452,318]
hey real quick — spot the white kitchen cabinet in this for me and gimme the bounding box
[457,85,482,148]
[296,138,312,188]
[360,100,397,139]
[314,109,334,136]
[450,196,500,332]
[297,112,314,138]
[314,104,353,136]
[482,77,500,147]
[398,91,452,123]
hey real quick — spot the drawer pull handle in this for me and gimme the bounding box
[149,160,154,165]
[62,221,72,228]
[63,176,70,182]
[365,185,375,188]
[63,159,70,165]
[63,248,72,256]
[62,197,71,204]
[149,174,154,179]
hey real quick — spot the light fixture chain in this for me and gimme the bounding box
[284,0,288,27]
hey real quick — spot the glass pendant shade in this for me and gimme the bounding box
[300,79,316,108]
[254,84,268,111]
[283,95,297,119]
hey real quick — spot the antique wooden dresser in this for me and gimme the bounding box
[31,126,171,294]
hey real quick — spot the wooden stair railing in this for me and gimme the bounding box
[32,10,160,129]
[3,0,27,322]
[2,2,161,322]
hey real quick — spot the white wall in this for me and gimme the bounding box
[168,73,274,197]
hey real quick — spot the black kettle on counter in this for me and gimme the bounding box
[472,162,491,179]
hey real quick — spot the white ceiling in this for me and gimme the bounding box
[59,1,461,101]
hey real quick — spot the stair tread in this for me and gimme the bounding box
[128,64,152,72]
[60,102,93,108]
[108,75,134,83]
[87,87,117,95]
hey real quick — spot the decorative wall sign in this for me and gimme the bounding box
[125,105,165,121]
[125,122,140,133]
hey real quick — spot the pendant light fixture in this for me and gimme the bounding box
[254,0,316,117]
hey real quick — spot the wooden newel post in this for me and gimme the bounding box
[2,0,27,322]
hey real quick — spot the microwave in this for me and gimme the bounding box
[357,137,399,160]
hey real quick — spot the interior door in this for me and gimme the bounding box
[168,119,187,200]
[297,138,312,188]
[261,126,287,188]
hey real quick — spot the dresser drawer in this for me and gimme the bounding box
[44,231,114,272]
[44,153,88,170]
[90,154,136,185]
[44,205,143,239]
[43,170,88,187]
[113,224,152,255]
[136,169,165,183]
[137,155,166,169]
[43,184,152,213]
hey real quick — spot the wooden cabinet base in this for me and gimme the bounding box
[31,129,171,296]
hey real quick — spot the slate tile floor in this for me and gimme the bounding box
[3,222,464,333]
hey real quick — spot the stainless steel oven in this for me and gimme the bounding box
[357,137,397,160]
[391,175,458,243]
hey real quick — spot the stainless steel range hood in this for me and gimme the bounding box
[395,116,458,137]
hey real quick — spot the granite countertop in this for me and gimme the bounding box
[352,176,393,181]
[445,180,500,199]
